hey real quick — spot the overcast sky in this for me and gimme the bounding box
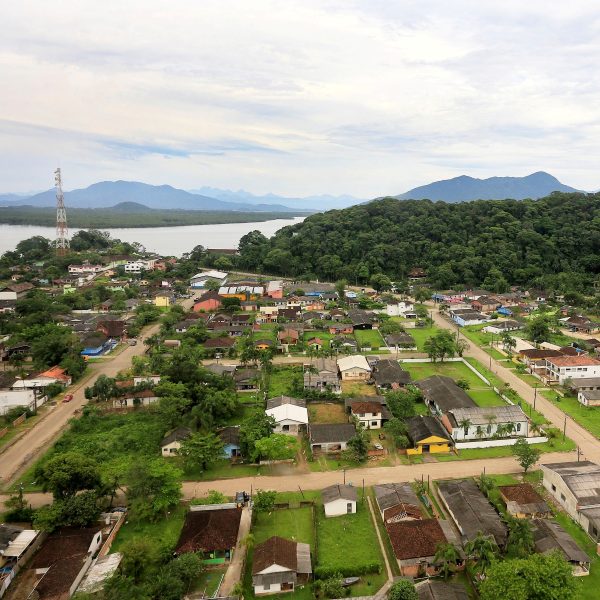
[2,1,600,196]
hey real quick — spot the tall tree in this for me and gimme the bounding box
[179,432,224,472]
[512,438,541,473]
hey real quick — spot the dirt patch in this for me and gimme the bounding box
[308,402,347,424]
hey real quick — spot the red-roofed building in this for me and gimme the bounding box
[545,355,600,384]
[38,366,72,386]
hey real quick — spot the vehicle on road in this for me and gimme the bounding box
[128,339,137,346]
[63,394,73,403]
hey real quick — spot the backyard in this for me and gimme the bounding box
[354,329,385,350]
[308,402,347,424]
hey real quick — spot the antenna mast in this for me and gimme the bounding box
[55,168,70,256]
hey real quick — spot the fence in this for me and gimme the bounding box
[0,412,28,439]
[455,436,548,449]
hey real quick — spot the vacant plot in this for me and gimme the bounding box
[342,381,377,396]
[268,366,303,397]
[354,329,385,349]
[309,402,347,424]
[542,391,600,439]
[253,506,314,545]
[405,326,444,351]
[401,359,484,387]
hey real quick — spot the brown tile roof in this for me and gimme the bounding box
[350,401,382,414]
[253,536,297,574]
[498,483,545,506]
[519,349,564,359]
[175,508,242,554]
[386,518,447,560]
[204,336,236,348]
[547,356,600,367]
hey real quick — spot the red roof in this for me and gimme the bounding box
[386,518,447,560]
[546,356,600,367]
[38,366,70,382]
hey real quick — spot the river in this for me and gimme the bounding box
[0,216,305,256]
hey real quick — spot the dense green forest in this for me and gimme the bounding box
[236,192,600,291]
[0,206,304,228]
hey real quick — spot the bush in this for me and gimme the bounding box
[314,562,381,579]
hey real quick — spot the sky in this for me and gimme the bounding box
[2,1,600,197]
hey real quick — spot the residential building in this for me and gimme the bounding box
[81,333,113,356]
[234,368,260,391]
[471,296,501,313]
[266,280,284,299]
[193,290,223,312]
[541,461,600,542]
[437,479,508,548]
[482,320,523,335]
[175,505,242,559]
[303,358,340,393]
[385,332,417,351]
[414,580,469,600]
[0,389,39,415]
[124,260,155,273]
[371,359,411,390]
[337,355,372,380]
[266,401,309,435]
[114,388,159,408]
[252,536,312,595]
[544,356,600,384]
[347,309,375,329]
[160,427,192,456]
[532,519,590,575]
[373,482,422,522]
[405,415,452,455]
[204,337,236,352]
[0,282,35,301]
[68,263,103,275]
[322,484,358,517]
[219,426,241,458]
[386,518,464,577]
[578,389,600,407]
[449,308,488,327]
[190,270,228,288]
[498,484,551,519]
[346,399,382,429]
[153,292,172,308]
[445,405,529,441]
[309,423,356,453]
[416,375,476,415]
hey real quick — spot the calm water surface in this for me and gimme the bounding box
[0,217,305,256]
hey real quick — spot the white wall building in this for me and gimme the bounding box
[447,406,529,441]
[0,389,39,415]
[265,404,309,435]
[337,355,372,380]
[545,356,600,384]
[322,484,358,517]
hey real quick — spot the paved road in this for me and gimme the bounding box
[0,297,198,489]
[431,308,599,462]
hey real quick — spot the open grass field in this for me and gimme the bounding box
[253,506,314,545]
[302,330,335,350]
[541,390,600,439]
[354,329,385,349]
[342,381,377,396]
[308,402,347,424]
[406,326,444,351]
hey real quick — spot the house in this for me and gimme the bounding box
[498,484,551,518]
[373,482,422,521]
[415,376,476,415]
[471,296,501,313]
[532,519,590,575]
[163,339,182,349]
[349,400,384,429]
[266,280,284,298]
[304,358,341,393]
[278,328,300,347]
[114,388,159,408]
[28,527,103,600]
[154,292,173,308]
[133,375,161,386]
[449,308,488,327]
[175,506,242,559]
[578,389,600,407]
[386,518,464,577]
[266,401,309,435]
[190,270,228,288]
[371,359,411,390]
[253,536,312,595]
[160,427,192,456]
[518,348,564,366]
[385,332,417,351]
[68,263,103,275]
[0,282,34,301]
[414,580,469,600]
[379,301,415,318]
[337,355,372,380]
[336,335,358,352]
[279,308,302,321]
[541,461,600,542]
[0,525,40,585]
[81,333,113,357]
[309,423,356,453]
[219,426,241,458]
[0,389,39,415]
[305,336,324,350]
[348,309,375,329]
[258,306,279,323]
[193,291,223,312]
[322,484,358,517]
[255,339,275,351]
[544,355,600,384]
[564,316,600,334]
[445,405,529,441]
[231,314,252,327]
[234,368,260,391]
[266,395,306,410]
[437,479,507,548]
[482,320,523,335]
[565,377,600,396]
[38,365,72,386]
[204,337,236,351]
[405,415,452,455]
[328,324,354,335]
[0,299,16,313]
[97,319,126,339]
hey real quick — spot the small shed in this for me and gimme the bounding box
[322,484,358,517]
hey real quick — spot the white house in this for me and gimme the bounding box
[449,309,489,327]
[578,389,600,407]
[133,375,161,386]
[160,427,192,456]
[265,403,309,435]
[322,484,358,517]
[190,270,228,289]
[378,301,416,318]
[483,320,522,335]
[124,260,152,274]
[544,356,600,385]
[349,399,384,429]
[0,389,39,415]
[68,264,103,275]
[447,405,529,441]
[337,355,372,380]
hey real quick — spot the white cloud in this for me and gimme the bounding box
[1,0,600,195]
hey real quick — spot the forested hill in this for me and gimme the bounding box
[236,192,600,290]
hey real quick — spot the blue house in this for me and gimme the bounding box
[81,334,113,357]
[219,426,241,458]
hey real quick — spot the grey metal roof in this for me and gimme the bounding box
[415,580,469,600]
[580,390,600,401]
[160,427,192,447]
[406,415,451,443]
[266,395,306,410]
[532,519,590,564]
[322,484,358,504]
[415,376,477,412]
[310,423,356,444]
[448,405,528,427]
[372,360,411,386]
[437,479,507,547]
[542,461,600,505]
[373,482,420,514]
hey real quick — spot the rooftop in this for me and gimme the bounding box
[322,484,358,504]
[542,461,600,505]
[415,375,476,412]
[373,482,422,519]
[310,423,356,444]
[406,415,452,443]
[266,395,306,410]
[546,356,600,367]
[175,507,242,554]
[498,483,550,516]
[415,580,469,600]
[532,519,590,564]
[448,405,527,427]
[337,355,371,372]
[386,518,448,560]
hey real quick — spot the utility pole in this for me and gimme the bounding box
[55,168,70,256]
[534,384,538,410]
[563,415,567,441]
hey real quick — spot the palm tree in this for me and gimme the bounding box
[465,532,498,574]
[458,418,472,439]
[434,542,462,579]
[506,516,534,557]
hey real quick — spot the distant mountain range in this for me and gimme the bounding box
[393,171,580,202]
[0,181,311,213]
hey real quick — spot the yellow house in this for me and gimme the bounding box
[154,293,172,308]
[405,415,452,456]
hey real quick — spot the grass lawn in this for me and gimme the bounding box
[268,365,303,397]
[308,402,347,424]
[193,566,227,596]
[315,499,387,593]
[354,329,385,350]
[554,513,600,600]
[302,330,335,350]
[253,506,314,545]
[342,381,377,396]
[515,372,544,387]
[541,390,600,439]
[111,503,186,553]
[368,488,400,577]
[407,326,444,351]
[468,389,506,407]
[221,403,261,427]
[461,324,495,347]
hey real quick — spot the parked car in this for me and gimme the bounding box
[63,394,73,403]
[128,339,137,346]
